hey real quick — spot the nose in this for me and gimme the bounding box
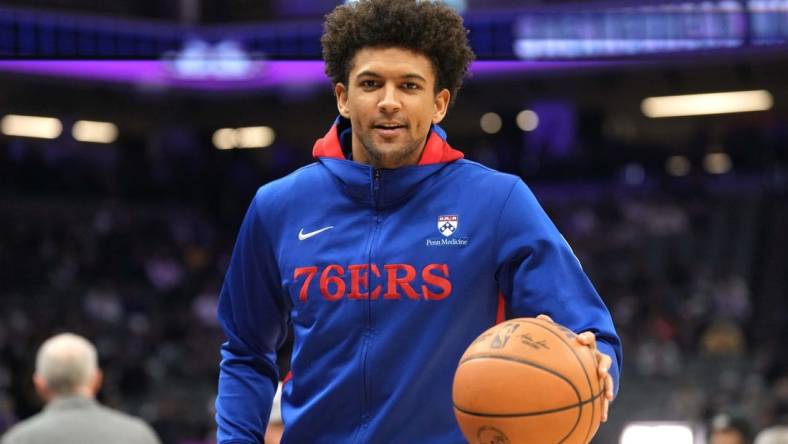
[378,85,401,114]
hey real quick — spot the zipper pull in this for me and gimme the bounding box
[373,168,382,211]
[373,168,381,192]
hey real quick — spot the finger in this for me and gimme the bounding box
[596,355,613,407]
[599,367,612,422]
[576,331,597,349]
[536,314,554,323]
[597,354,611,380]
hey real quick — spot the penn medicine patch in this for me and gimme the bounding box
[437,215,458,237]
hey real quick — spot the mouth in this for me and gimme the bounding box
[374,122,407,130]
[373,122,407,138]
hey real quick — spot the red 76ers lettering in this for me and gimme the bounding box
[294,263,451,302]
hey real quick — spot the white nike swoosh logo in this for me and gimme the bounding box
[298,226,334,241]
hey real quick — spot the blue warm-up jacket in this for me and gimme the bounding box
[215,117,622,444]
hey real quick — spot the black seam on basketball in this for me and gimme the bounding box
[453,389,605,418]
[456,353,583,421]
[519,319,599,444]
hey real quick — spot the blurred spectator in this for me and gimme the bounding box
[0,333,160,444]
[710,413,754,444]
[701,320,747,357]
[755,426,788,444]
[712,273,752,323]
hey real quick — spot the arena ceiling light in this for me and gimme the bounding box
[480,112,502,134]
[1,114,62,139]
[212,126,275,150]
[212,128,235,150]
[703,152,732,174]
[516,110,539,132]
[236,126,275,149]
[666,155,691,176]
[72,120,118,144]
[620,422,696,444]
[641,90,773,118]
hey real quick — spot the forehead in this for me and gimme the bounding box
[348,47,436,83]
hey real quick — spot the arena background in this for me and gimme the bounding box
[0,0,786,443]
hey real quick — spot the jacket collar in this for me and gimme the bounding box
[311,117,463,208]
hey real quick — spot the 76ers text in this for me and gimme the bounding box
[293,263,451,302]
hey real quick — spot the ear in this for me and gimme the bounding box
[90,369,104,396]
[335,83,351,118]
[33,374,52,403]
[432,88,451,124]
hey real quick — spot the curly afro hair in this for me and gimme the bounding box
[321,0,475,106]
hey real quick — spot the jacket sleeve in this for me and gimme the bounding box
[494,179,622,396]
[215,190,290,443]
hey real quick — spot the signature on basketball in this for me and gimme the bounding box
[519,333,550,350]
[477,426,510,444]
[490,324,520,349]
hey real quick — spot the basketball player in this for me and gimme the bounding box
[0,333,160,444]
[214,1,622,442]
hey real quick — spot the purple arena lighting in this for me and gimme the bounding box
[0,60,622,92]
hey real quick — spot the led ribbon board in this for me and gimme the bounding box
[513,1,783,59]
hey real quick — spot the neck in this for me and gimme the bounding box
[51,386,94,402]
[74,385,95,398]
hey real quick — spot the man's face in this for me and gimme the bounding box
[335,47,450,169]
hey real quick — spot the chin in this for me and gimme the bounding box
[361,137,420,167]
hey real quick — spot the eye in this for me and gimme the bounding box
[360,80,379,88]
[403,82,420,90]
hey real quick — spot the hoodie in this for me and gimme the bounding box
[215,117,621,444]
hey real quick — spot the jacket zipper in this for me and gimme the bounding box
[358,167,381,441]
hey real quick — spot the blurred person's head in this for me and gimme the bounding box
[755,426,788,444]
[33,333,103,402]
[710,413,753,444]
[321,0,474,169]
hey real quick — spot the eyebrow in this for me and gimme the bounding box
[355,70,427,82]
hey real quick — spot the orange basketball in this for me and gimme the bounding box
[452,317,604,444]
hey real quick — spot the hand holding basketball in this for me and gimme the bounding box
[538,314,614,422]
[453,316,610,444]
